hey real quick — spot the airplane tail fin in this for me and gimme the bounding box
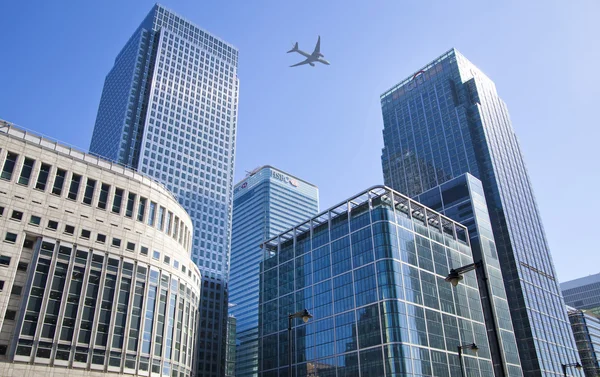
[287,42,298,53]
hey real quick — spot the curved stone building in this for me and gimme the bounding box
[0,120,201,376]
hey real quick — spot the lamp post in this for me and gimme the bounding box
[561,362,582,376]
[288,309,312,377]
[457,343,479,377]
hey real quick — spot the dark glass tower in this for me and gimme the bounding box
[380,48,580,377]
[89,4,239,376]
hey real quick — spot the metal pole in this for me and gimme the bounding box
[458,346,466,377]
[288,314,293,377]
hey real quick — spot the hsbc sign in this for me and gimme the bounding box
[271,171,299,187]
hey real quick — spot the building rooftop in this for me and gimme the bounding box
[561,272,600,291]
[262,185,469,251]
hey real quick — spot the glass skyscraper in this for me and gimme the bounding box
[380,48,580,376]
[89,5,239,376]
[416,173,522,376]
[230,166,319,377]
[259,186,495,377]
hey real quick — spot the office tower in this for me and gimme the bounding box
[562,274,600,314]
[259,185,495,377]
[89,5,239,376]
[380,48,580,376]
[0,120,201,376]
[416,173,522,376]
[230,166,319,377]
[566,307,600,377]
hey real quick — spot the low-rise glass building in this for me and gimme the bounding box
[259,186,494,377]
[567,307,600,377]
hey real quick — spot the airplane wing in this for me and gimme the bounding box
[290,59,311,67]
[312,36,321,56]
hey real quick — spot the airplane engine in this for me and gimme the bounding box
[310,63,315,67]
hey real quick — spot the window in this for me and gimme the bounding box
[157,206,165,230]
[164,255,170,264]
[0,256,11,266]
[47,220,58,230]
[126,193,136,218]
[112,238,121,248]
[98,183,110,209]
[166,211,173,235]
[173,260,179,269]
[137,198,147,222]
[29,215,41,226]
[1,152,18,180]
[4,232,17,243]
[68,174,82,200]
[141,246,149,255]
[17,262,28,271]
[52,169,67,195]
[11,210,23,221]
[153,250,160,260]
[97,234,106,243]
[18,157,35,186]
[4,310,16,320]
[0,207,3,216]
[126,242,136,251]
[23,239,34,249]
[64,225,75,235]
[83,178,96,205]
[81,229,91,239]
[11,285,22,295]
[148,202,157,226]
[35,163,51,190]
[112,188,124,214]
[0,281,4,290]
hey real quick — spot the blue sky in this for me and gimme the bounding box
[0,0,598,282]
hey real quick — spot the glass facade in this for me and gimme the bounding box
[561,274,600,312]
[381,48,580,376]
[226,315,237,377]
[259,186,494,377]
[89,5,239,376]
[416,173,522,376]
[567,308,600,377]
[230,166,319,377]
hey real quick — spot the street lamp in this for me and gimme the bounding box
[457,343,479,377]
[288,309,313,377]
[561,362,582,376]
[445,261,482,287]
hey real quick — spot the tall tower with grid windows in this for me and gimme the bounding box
[380,48,580,377]
[89,4,239,376]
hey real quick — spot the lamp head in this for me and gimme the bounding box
[445,270,463,287]
[301,309,313,323]
[470,343,479,354]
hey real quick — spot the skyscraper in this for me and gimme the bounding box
[380,48,580,376]
[230,166,319,377]
[259,185,495,377]
[89,5,239,376]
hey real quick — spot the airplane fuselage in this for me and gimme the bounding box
[294,50,330,66]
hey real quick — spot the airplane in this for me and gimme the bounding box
[287,36,330,67]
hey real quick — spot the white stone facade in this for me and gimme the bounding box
[0,121,201,376]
